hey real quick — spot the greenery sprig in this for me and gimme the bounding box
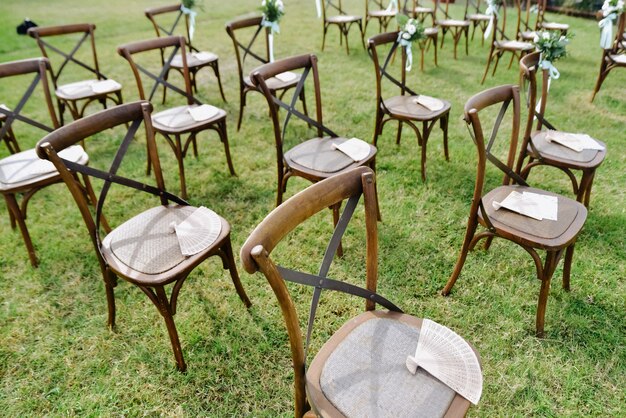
[261,0,285,24]
[396,14,426,43]
[533,31,571,63]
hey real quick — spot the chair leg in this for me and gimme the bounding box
[173,134,188,200]
[442,216,479,295]
[441,113,449,161]
[332,202,344,258]
[322,24,329,51]
[237,88,248,132]
[372,107,383,146]
[536,250,559,338]
[211,61,228,103]
[590,58,608,102]
[562,243,575,291]
[481,48,495,84]
[222,237,252,308]
[103,269,117,329]
[153,286,187,372]
[3,193,38,267]
[217,120,236,176]
[396,120,403,145]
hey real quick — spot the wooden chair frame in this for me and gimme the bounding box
[591,11,626,102]
[464,0,492,44]
[435,0,470,59]
[321,0,366,54]
[405,0,436,25]
[364,0,398,40]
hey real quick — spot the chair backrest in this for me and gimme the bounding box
[250,54,338,165]
[608,11,626,53]
[464,0,485,18]
[0,58,59,144]
[225,16,270,87]
[366,0,390,14]
[241,166,395,417]
[145,4,197,51]
[28,24,107,89]
[36,101,185,271]
[117,36,196,105]
[463,85,526,206]
[519,51,554,133]
[485,0,510,43]
[323,0,349,18]
[519,0,540,34]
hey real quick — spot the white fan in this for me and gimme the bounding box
[406,319,483,405]
[331,138,371,162]
[174,206,222,256]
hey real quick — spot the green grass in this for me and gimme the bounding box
[1,0,624,415]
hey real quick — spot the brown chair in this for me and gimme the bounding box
[464,0,493,44]
[250,54,377,208]
[226,15,308,131]
[442,84,587,337]
[364,0,398,40]
[241,166,480,417]
[405,0,441,67]
[536,0,569,35]
[406,0,436,25]
[0,109,20,154]
[36,100,251,371]
[591,11,626,102]
[518,52,606,208]
[321,0,366,54]
[368,31,451,181]
[145,4,226,102]
[117,36,236,200]
[518,0,540,42]
[435,0,470,59]
[481,0,534,84]
[28,24,123,125]
[0,58,92,267]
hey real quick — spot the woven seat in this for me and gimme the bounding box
[170,51,218,68]
[151,104,226,132]
[495,40,534,50]
[467,13,490,21]
[56,79,122,100]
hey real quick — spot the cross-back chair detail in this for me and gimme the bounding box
[435,0,471,59]
[481,0,534,84]
[442,84,587,337]
[536,0,569,35]
[321,0,366,54]
[0,57,92,267]
[226,15,308,131]
[364,0,398,41]
[518,0,540,42]
[518,52,606,207]
[464,0,493,44]
[145,3,226,102]
[368,31,450,181]
[405,0,436,25]
[591,11,626,102]
[241,166,480,417]
[36,100,251,371]
[28,24,123,125]
[118,36,235,200]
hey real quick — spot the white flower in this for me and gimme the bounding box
[407,24,416,35]
[276,0,284,11]
[533,34,539,42]
[542,32,550,40]
[262,0,266,6]
[402,32,411,40]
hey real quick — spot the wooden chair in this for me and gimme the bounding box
[250,54,377,208]
[435,0,470,59]
[321,0,366,54]
[117,36,236,200]
[364,0,398,40]
[442,84,587,337]
[481,0,534,84]
[536,0,569,35]
[405,0,441,66]
[241,166,480,417]
[368,31,451,181]
[36,100,251,371]
[591,11,626,102]
[226,16,308,131]
[28,24,123,126]
[0,58,92,267]
[518,0,540,42]
[465,0,492,44]
[145,4,226,102]
[0,110,20,154]
[406,0,436,25]
[518,52,606,208]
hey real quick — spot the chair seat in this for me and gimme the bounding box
[0,145,88,191]
[437,19,470,27]
[369,9,396,17]
[383,95,451,120]
[307,311,469,417]
[56,79,122,100]
[170,51,218,69]
[541,22,569,31]
[327,15,362,23]
[151,104,226,133]
[243,72,301,91]
[609,53,626,64]
[481,185,586,247]
[414,6,434,14]
[529,131,606,167]
[520,30,536,40]
[102,204,229,281]
[495,40,534,51]
[467,13,491,21]
[425,27,439,36]
[285,137,376,175]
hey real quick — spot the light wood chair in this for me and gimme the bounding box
[321,0,366,54]
[435,0,471,59]
[591,11,626,102]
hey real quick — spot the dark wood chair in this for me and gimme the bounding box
[321,0,366,54]
[405,0,440,67]
[241,166,481,417]
[481,0,534,84]
[36,100,251,371]
[368,31,451,181]
[591,11,626,102]
[0,57,92,267]
[226,15,308,131]
[364,0,398,40]
[145,3,226,102]
[0,109,20,154]
[518,52,606,208]
[28,24,123,125]
[442,84,587,337]
[435,0,470,59]
[117,36,236,200]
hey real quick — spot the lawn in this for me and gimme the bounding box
[0,0,624,416]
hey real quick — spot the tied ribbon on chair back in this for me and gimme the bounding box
[316,0,322,18]
[386,0,399,13]
[180,1,198,41]
[533,30,570,112]
[598,0,624,49]
[261,0,285,62]
[396,15,425,71]
[483,0,501,40]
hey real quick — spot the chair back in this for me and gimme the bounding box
[464,0,485,18]
[225,16,270,88]
[241,166,395,417]
[117,36,196,105]
[0,58,59,144]
[519,51,554,133]
[519,0,540,35]
[485,0,509,43]
[323,0,349,18]
[145,4,197,51]
[36,101,185,269]
[366,0,392,14]
[28,24,107,89]
[368,31,418,103]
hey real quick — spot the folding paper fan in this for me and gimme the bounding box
[414,95,444,112]
[331,138,371,162]
[406,319,483,405]
[174,206,222,256]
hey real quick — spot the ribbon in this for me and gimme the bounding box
[535,58,556,115]
[386,0,398,13]
[261,17,280,63]
[598,13,617,49]
[483,1,499,40]
[316,0,321,18]
[398,36,413,71]
[180,5,197,41]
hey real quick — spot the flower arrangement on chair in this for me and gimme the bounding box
[261,0,285,62]
[533,30,571,80]
[396,14,426,71]
[598,0,624,48]
[181,0,202,40]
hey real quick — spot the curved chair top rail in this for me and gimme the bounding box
[117,35,185,56]
[226,15,264,32]
[145,3,183,17]
[250,53,314,84]
[464,84,518,117]
[368,30,399,48]
[28,23,95,38]
[0,57,50,78]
